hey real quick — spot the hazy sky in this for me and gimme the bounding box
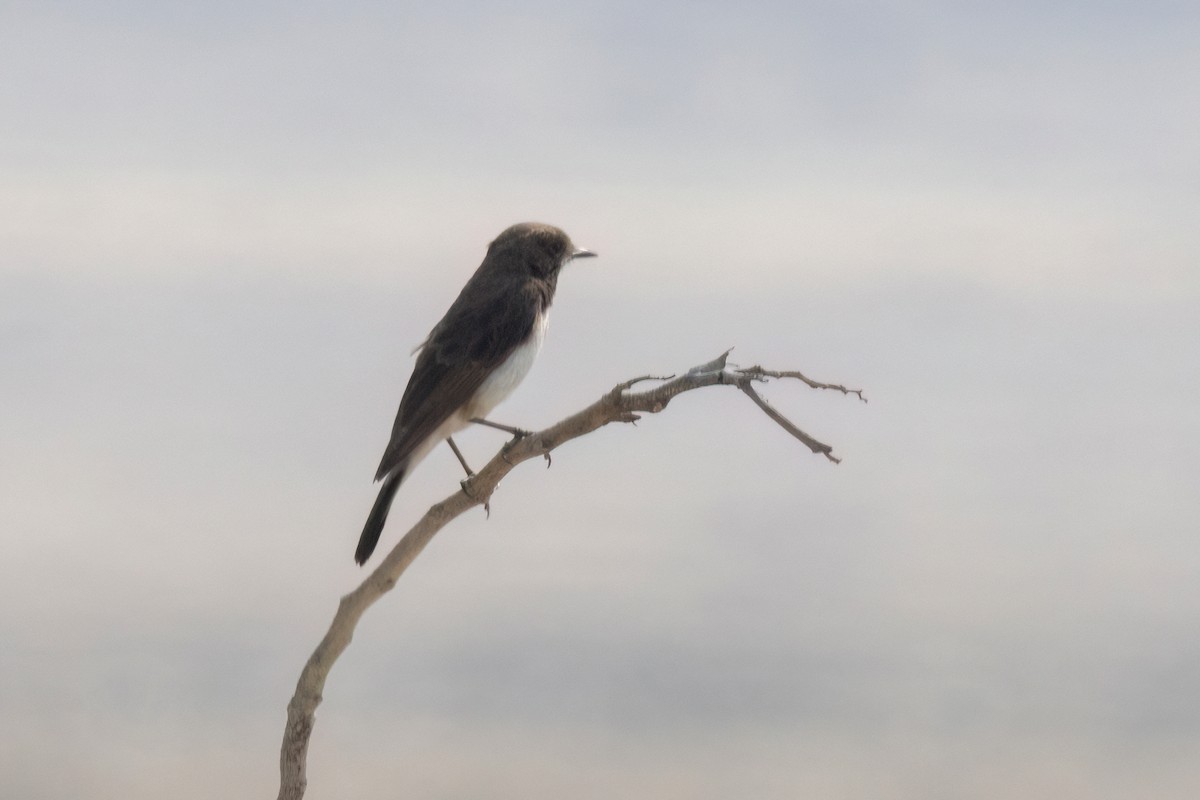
[3,2,1199,799]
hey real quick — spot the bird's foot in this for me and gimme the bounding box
[460,476,491,518]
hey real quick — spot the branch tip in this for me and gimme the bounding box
[686,348,734,376]
[740,365,867,402]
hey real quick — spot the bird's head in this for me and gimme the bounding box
[488,222,596,278]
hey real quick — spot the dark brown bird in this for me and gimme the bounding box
[355,222,595,564]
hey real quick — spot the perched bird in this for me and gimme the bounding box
[355,222,596,565]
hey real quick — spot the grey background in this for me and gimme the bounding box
[2,2,1198,798]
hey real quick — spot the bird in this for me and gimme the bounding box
[355,222,596,565]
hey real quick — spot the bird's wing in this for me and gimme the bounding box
[374,280,546,481]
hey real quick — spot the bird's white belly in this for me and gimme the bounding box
[469,311,548,419]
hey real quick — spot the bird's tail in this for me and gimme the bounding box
[355,466,406,565]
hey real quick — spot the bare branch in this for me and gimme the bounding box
[611,373,675,392]
[277,352,862,800]
[737,382,840,463]
[740,365,868,402]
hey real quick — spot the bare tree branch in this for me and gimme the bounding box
[278,352,862,800]
[738,381,840,463]
[740,364,868,402]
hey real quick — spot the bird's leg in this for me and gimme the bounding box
[471,418,532,467]
[448,437,490,515]
[469,418,531,439]
[446,436,475,477]
[449,436,485,510]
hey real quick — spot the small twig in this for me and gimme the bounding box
[737,382,840,463]
[741,365,867,403]
[612,374,675,394]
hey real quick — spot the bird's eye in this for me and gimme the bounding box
[532,232,561,258]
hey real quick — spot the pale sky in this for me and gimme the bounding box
[2,2,1199,799]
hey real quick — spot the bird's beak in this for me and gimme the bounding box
[570,247,598,261]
